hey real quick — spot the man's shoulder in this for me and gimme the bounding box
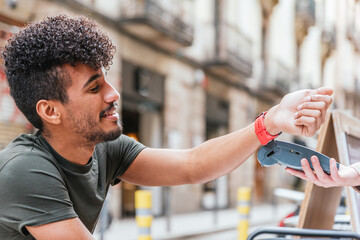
[0,133,57,172]
[95,134,145,163]
[98,134,135,145]
[96,134,140,151]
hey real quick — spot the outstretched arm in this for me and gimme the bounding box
[26,218,95,240]
[121,87,333,186]
[286,156,360,188]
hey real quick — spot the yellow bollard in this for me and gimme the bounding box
[135,190,153,240]
[237,187,251,240]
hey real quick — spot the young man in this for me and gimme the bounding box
[0,15,333,239]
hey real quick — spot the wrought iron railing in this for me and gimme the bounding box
[296,0,315,21]
[346,20,360,51]
[268,60,293,92]
[321,23,336,50]
[220,23,252,75]
[119,0,193,44]
[204,22,252,76]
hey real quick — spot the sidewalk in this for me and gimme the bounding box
[94,203,297,240]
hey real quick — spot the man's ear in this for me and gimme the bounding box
[36,100,62,125]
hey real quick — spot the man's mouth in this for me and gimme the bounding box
[100,103,119,121]
[102,108,116,117]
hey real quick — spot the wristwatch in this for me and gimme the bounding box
[255,112,281,145]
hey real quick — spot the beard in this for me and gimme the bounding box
[67,109,123,146]
[86,122,123,143]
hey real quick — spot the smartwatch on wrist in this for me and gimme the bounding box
[255,112,281,145]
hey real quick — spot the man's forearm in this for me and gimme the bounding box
[186,104,281,184]
[187,123,260,184]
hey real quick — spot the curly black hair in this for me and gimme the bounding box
[2,14,116,131]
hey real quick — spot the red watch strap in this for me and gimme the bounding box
[255,112,280,145]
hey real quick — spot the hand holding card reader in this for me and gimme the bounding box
[257,140,339,174]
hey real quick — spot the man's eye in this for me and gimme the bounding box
[89,85,100,93]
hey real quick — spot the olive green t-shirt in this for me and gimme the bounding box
[0,132,146,239]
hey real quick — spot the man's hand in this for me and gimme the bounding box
[286,156,360,188]
[265,87,333,137]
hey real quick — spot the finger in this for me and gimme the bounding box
[298,101,326,111]
[307,95,333,105]
[297,102,327,126]
[294,116,317,127]
[328,158,341,181]
[294,118,317,137]
[311,87,334,96]
[295,109,322,129]
[285,167,308,180]
[306,95,332,124]
[310,156,330,181]
[295,109,321,119]
[301,158,320,184]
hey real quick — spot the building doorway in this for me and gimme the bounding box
[202,94,229,209]
[121,110,140,217]
[121,60,165,217]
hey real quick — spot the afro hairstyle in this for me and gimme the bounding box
[2,14,116,131]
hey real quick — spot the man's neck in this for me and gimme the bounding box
[42,132,95,165]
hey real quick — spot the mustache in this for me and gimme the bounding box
[100,102,118,118]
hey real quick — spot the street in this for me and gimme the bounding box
[94,203,297,240]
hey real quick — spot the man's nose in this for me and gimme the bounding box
[104,82,120,103]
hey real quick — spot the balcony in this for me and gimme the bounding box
[0,0,36,25]
[259,60,293,98]
[321,24,336,70]
[347,21,360,52]
[295,0,315,46]
[118,0,194,51]
[321,24,336,50]
[259,0,279,19]
[296,0,315,24]
[203,23,252,83]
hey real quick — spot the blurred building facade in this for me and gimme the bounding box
[0,0,358,219]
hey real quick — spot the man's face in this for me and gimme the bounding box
[61,64,122,145]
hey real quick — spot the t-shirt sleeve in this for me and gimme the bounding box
[0,153,77,237]
[105,135,146,185]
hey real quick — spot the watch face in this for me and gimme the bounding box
[257,140,338,174]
